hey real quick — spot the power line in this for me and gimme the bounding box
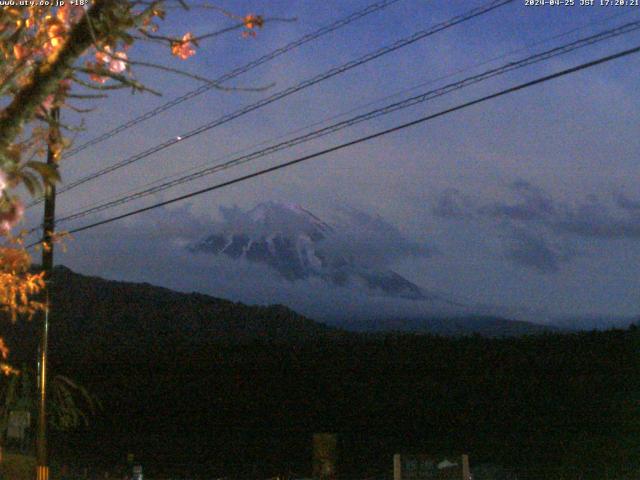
[49,19,640,227]
[26,0,403,210]
[60,8,639,220]
[27,44,640,247]
[33,0,514,205]
[51,0,514,196]
[61,0,404,160]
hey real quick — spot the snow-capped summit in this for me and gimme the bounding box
[190,202,431,300]
[243,202,333,239]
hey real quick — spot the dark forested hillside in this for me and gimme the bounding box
[333,316,558,337]
[51,328,639,480]
[2,265,340,360]
[1,267,638,480]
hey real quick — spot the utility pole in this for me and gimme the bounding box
[37,106,59,480]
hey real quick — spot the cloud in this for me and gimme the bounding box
[187,202,436,301]
[200,202,433,270]
[328,207,434,267]
[57,204,211,281]
[432,188,472,220]
[503,227,574,274]
[615,192,640,213]
[56,203,458,321]
[479,180,555,222]
[549,195,640,240]
[433,180,640,273]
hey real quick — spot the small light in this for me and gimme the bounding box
[176,136,182,141]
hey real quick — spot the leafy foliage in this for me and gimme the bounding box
[48,374,102,431]
[0,366,101,436]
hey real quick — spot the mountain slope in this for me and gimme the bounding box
[0,266,558,368]
[1,270,634,480]
[333,316,559,337]
[190,202,431,300]
[0,266,341,363]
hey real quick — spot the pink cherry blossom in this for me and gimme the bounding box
[95,48,111,65]
[0,199,25,235]
[39,94,55,115]
[13,43,30,61]
[0,171,8,195]
[171,33,196,60]
[108,51,128,74]
[43,22,65,56]
[89,72,108,84]
[85,60,108,84]
[95,47,128,75]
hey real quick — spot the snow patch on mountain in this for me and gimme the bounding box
[190,202,437,301]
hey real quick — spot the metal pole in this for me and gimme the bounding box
[36,299,49,480]
[37,106,59,480]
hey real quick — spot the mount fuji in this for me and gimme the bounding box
[190,202,441,302]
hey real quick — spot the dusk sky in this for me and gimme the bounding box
[24,0,640,324]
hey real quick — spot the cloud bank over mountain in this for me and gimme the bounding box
[433,180,640,273]
[190,202,435,300]
[57,202,465,322]
[55,184,640,321]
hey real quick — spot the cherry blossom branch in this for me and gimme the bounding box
[136,22,244,44]
[64,105,97,114]
[70,75,134,91]
[0,58,35,96]
[0,0,120,165]
[127,60,275,92]
[67,93,109,100]
[73,67,162,96]
[136,16,295,44]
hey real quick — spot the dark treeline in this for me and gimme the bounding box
[48,327,640,480]
[2,267,638,479]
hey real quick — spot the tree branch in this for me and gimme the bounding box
[128,60,274,92]
[0,0,119,165]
